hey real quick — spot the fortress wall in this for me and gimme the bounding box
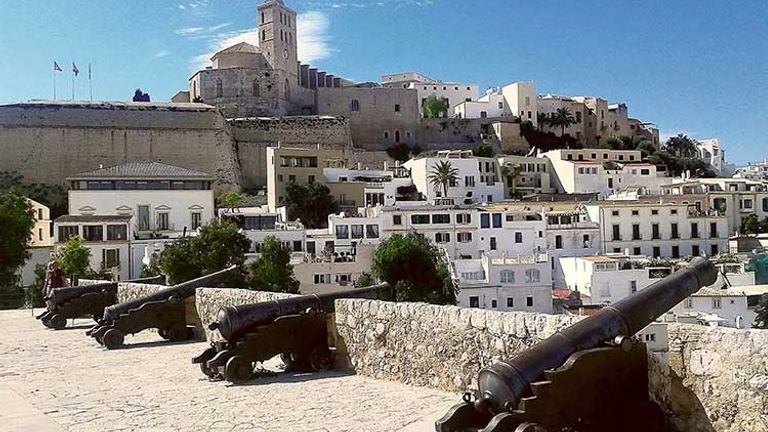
[0,103,242,191]
[229,116,352,190]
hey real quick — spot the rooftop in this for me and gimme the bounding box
[212,41,261,58]
[68,162,213,181]
[55,214,133,223]
[1,100,216,112]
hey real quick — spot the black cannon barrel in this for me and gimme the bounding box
[103,266,238,323]
[473,257,716,416]
[47,276,164,305]
[212,283,392,341]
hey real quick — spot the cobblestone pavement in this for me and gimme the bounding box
[0,310,457,432]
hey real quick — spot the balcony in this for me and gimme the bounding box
[490,253,548,265]
[688,209,726,218]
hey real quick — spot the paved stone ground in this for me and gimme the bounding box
[0,310,457,432]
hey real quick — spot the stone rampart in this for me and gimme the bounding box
[194,288,299,342]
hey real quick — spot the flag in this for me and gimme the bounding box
[53,61,62,72]
[72,62,79,76]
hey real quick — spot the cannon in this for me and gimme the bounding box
[192,283,392,383]
[436,257,717,432]
[36,276,165,330]
[88,266,239,349]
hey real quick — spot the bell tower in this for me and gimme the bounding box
[258,0,298,105]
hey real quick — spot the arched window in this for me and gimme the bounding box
[216,79,223,98]
[284,78,290,99]
[253,79,260,97]
[395,130,401,143]
[262,30,266,41]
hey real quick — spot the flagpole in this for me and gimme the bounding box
[71,70,75,101]
[53,67,57,100]
[89,64,93,102]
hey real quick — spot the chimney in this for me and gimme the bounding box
[357,162,362,170]
[383,161,389,171]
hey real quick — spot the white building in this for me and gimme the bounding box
[27,198,53,247]
[542,205,602,288]
[53,215,133,280]
[67,162,215,239]
[497,156,556,196]
[695,139,728,176]
[734,160,768,181]
[323,165,413,207]
[455,251,552,313]
[453,82,536,123]
[586,201,729,258]
[543,149,674,197]
[381,71,479,116]
[669,285,768,329]
[404,151,503,204]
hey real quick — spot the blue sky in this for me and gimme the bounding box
[0,0,766,164]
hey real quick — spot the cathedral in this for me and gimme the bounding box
[188,0,345,118]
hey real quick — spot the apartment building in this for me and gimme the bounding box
[453,82,537,124]
[404,150,503,204]
[695,139,728,176]
[53,215,133,280]
[324,164,413,208]
[381,71,479,116]
[734,160,768,181]
[586,201,729,258]
[669,285,768,329]
[543,149,674,197]
[474,204,547,257]
[266,145,348,211]
[497,155,556,196]
[27,198,53,247]
[455,251,552,313]
[67,162,215,238]
[542,204,602,288]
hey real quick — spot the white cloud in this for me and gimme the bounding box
[184,11,335,71]
[153,50,170,59]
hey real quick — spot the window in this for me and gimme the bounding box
[491,299,498,308]
[393,215,402,225]
[671,223,679,239]
[500,270,515,283]
[102,225,126,242]
[480,214,490,228]
[156,212,169,230]
[292,241,302,252]
[469,296,479,308]
[710,222,718,238]
[711,244,719,256]
[464,176,475,187]
[632,224,641,240]
[672,245,680,258]
[652,223,660,240]
[506,297,514,307]
[555,235,563,249]
[82,225,103,242]
[366,225,379,238]
[653,246,661,257]
[308,175,315,184]
[432,214,451,224]
[490,237,497,250]
[492,213,502,228]
[394,104,400,112]
[583,234,590,248]
[102,249,120,268]
[526,296,534,307]
[691,223,699,238]
[137,205,150,231]
[435,233,450,243]
[191,212,202,230]
[632,210,639,216]
[457,213,472,224]
[612,224,621,241]
[58,225,79,241]
[645,333,656,342]
[252,79,260,97]
[351,99,359,111]
[480,111,487,118]
[498,102,503,109]
[684,298,693,309]
[525,269,541,283]
[712,298,722,309]
[457,232,472,243]
[611,210,620,216]
[351,225,364,239]
[395,130,401,143]
[633,247,641,255]
[652,209,658,216]
[288,174,296,183]
[335,225,349,239]
[38,228,43,241]
[411,214,430,224]
[743,199,753,209]
[515,232,523,243]
[671,209,678,215]
[216,79,223,98]
[692,245,700,256]
[630,280,638,294]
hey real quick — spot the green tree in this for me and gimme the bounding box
[354,272,375,288]
[428,160,460,198]
[372,233,457,305]
[158,219,250,285]
[604,137,623,150]
[247,236,299,293]
[0,171,67,218]
[742,214,760,235]
[0,191,35,307]
[664,134,698,158]
[548,107,578,135]
[620,135,651,150]
[501,163,524,197]
[219,191,245,213]
[285,183,339,228]
[423,95,448,119]
[140,255,163,279]
[472,143,495,158]
[54,237,91,279]
[754,294,768,329]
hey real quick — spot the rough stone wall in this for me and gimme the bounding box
[0,102,242,192]
[420,117,494,149]
[116,282,166,304]
[195,288,298,342]
[229,116,352,190]
[334,299,581,392]
[192,67,288,118]
[649,324,768,432]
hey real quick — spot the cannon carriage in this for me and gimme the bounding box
[36,276,164,330]
[87,266,239,349]
[192,283,392,383]
[436,257,717,432]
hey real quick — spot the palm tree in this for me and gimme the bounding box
[428,160,459,198]
[548,107,578,135]
[501,163,524,197]
[665,134,698,158]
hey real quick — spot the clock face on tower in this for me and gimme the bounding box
[283,49,289,59]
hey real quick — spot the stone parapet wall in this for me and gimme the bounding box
[195,288,299,342]
[334,299,581,392]
[116,282,167,304]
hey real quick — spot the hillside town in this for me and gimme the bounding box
[1,1,767,431]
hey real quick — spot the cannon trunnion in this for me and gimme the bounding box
[192,283,392,383]
[36,276,164,330]
[436,257,717,432]
[87,266,238,349]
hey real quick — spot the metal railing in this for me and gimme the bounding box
[0,285,44,311]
